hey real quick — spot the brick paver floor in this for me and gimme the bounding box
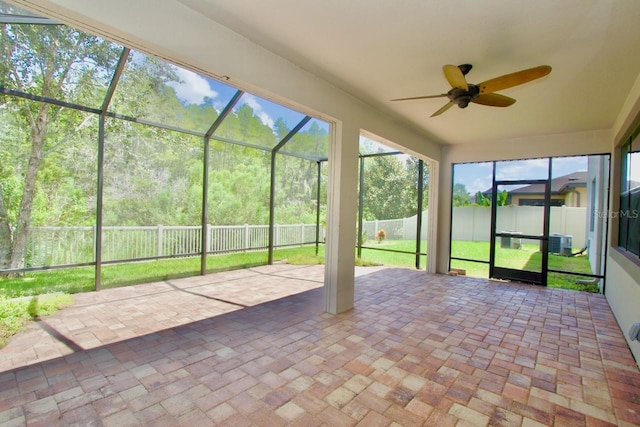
[1,264,639,426]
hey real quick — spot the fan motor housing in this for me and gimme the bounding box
[448,85,480,108]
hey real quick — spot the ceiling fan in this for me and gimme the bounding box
[391,64,551,117]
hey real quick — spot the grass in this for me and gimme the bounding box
[1,239,595,298]
[0,239,597,348]
[450,241,599,292]
[0,294,74,348]
[0,241,425,298]
[0,247,316,348]
[0,247,313,298]
[359,239,427,268]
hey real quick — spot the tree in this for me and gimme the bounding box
[452,183,471,207]
[0,24,121,271]
[0,19,331,273]
[404,157,429,209]
[474,190,509,207]
[101,119,204,226]
[362,154,414,220]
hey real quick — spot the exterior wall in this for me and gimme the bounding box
[510,190,587,207]
[510,194,565,206]
[586,156,609,290]
[567,187,588,207]
[606,73,640,367]
[606,251,640,364]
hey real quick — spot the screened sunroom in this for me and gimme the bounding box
[0,1,433,293]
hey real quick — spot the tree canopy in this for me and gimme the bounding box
[361,154,429,221]
[0,22,328,270]
[0,18,426,273]
[452,183,471,207]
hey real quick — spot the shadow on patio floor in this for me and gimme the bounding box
[0,265,638,425]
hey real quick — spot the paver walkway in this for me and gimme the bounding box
[1,264,639,426]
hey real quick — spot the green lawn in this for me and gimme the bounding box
[0,294,74,348]
[0,239,598,348]
[0,239,597,298]
[359,239,427,268]
[450,241,598,292]
[0,247,320,347]
[0,247,320,298]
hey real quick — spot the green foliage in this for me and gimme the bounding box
[362,154,428,220]
[474,191,490,206]
[497,189,509,206]
[474,189,509,207]
[1,24,122,268]
[1,22,329,271]
[450,240,597,292]
[209,164,270,225]
[286,252,324,265]
[0,294,74,348]
[452,183,471,207]
[0,247,316,297]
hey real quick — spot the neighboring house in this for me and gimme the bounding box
[482,171,588,207]
[510,171,588,207]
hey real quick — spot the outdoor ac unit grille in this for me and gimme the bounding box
[549,234,572,255]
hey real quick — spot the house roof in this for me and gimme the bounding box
[510,171,588,195]
[482,171,588,196]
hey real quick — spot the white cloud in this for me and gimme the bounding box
[495,158,549,180]
[243,95,275,129]
[167,67,218,105]
[469,176,492,194]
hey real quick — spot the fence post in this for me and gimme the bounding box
[275,224,279,247]
[245,224,250,250]
[301,223,305,245]
[157,225,163,257]
[206,224,212,253]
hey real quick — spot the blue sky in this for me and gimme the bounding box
[454,156,591,194]
[168,66,310,131]
[166,65,638,190]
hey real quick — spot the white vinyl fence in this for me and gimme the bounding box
[24,206,588,268]
[26,223,319,268]
[452,206,587,248]
[361,206,588,248]
[361,210,429,241]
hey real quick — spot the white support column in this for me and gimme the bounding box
[324,121,359,314]
[426,160,439,273]
[436,155,452,274]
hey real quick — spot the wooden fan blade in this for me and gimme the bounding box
[478,65,551,94]
[472,93,516,107]
[431,101,455,117]
[443,64,468,90]
[391,94,447,101]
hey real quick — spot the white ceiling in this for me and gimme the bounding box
[177,0,640,146]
